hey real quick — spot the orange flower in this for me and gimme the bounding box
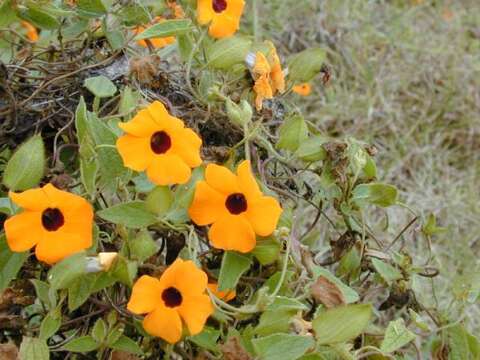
[197,0,245,38]
[207,282,236,302]
[247,43,285,110]
[20,21,39,42]
[127,258,213,343]
[4,184,93,265]
[293,83,312,96]
[189,160,282,253]
[116,101,202,186]
[134,17,176,48]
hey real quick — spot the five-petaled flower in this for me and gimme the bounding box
[4,184,93,265]
[197,0,245,38]
[116,101,202,185]
[134,17,176,48]
[188,160,282,253]
[293,82,312,96]
[127,258,213,343]
[246,43,286,111]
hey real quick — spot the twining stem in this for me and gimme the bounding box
[185,28,208,102]
[252,0,260,42]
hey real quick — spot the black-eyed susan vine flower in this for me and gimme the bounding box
[116,101,202,186]
[197,0,245,39]
[127,258,213,344]
[188,160,282,253]
[4,184,94,265]
[134,17,176,48]
[293,82,312,96]
[20,21,39,42]
[246,42,286,110]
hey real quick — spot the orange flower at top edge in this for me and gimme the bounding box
[293,83,312,96]
[4,184,94,265]
[116,101,202,186]
[197,0,245,38]
[189,160,282,253]
[248,43,285,111]
[20,21,39,42]
[134,17,176,48]
[207,282,236,302]
[127,258,214,343]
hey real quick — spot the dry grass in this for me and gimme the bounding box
[260,0,480,329]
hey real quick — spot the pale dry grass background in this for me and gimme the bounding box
[257,0,480,329]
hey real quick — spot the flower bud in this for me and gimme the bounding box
[85,252,118,273]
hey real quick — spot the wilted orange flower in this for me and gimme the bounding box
[20,21,38,42]
[116,101,202,185]
[189,160,282,253]
[247,43,285,110]
[293,83,312,96]
[127,258,213,343]
[4,184,93,265]
[197,0,245,38]
[207,282,236,301]
[134,17,175,48]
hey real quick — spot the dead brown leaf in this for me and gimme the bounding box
[310,275,345,308]
[110,350,141,360]
[220,336,253,360]
[0,342,18,360]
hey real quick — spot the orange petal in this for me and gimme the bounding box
[143,306,183,343]
[207,282,236,302]
[188,181,227,226]
[178,294,213,335]
[208,215,256,253]
[205,163,239,195]
[42,184,94,224]
[159,258,208,297]
[127,275,163,314]
[208,15,239,39]
[8,187,50,211]
[245,196,282,237]
[146,154,191,185]
[116,134,153,171]
[4,211,42,252]
[197,0,214,24]
[236,160,262,201]
[146,101,174,127]
[118,109,159,137]
[171,128,202,168]
[225,0,245,17]
[35,231,91,264]
[292,83,311,96]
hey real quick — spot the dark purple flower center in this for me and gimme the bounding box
[150,131,171,154]
[225,193,247,214]
[41,208,64,231]
[212,0,227,13]
[162,287,183,307]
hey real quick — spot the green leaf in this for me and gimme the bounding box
[98,201,157,228]
[277,115,309,152]
[118,4,149,26]
[134,19,192,40]
[47,252,87,290]
[254,310,294,336]
[447,325,472,360]
[145,186,174,216]
[218,251,252,291]
[19,5,59,30]
[380,318,416,353]
[39,309,61,340]
[0,0,17,27]
[19,337,50,360]
[84,75,117,98]
[312,304,372,345]
[288,48,327,82]
[295,135,328,162]
[189,326,220,352]
[266,296,309,312]
[206,36,252,69]
[105,29,125,50]
[372,258,402,285]
[30,279,52,308]
[110,335,143,355]
[63,336,99,352]
[252,334,315,360]
[129,230,158,262]
[352,183,398,208]
[105,325,123,346]
[252,238,281,265]
[422,213,447,236]
[3,134,45,191]
[92,318,107,343]
[110,256,137,287]
[0,234,28,292]
[76,0,107,18]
